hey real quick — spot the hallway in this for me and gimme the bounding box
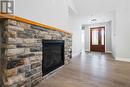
[36,52,130,87]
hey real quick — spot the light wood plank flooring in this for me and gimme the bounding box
[36,52,130,87]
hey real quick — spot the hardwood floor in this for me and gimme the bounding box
[36,52,130,87]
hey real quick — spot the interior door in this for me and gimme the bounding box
[90,27,105,52]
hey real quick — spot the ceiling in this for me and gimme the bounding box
[71,0,127,24]
[73,0,127,16]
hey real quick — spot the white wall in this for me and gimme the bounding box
[85,21,112,52]
[15,0,71,31]
[69,15,82,55]
[111,11,116,58]
[109,0,130,61]
[114,7,130,61]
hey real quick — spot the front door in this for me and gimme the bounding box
[90,27,105,52]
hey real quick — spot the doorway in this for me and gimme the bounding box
[90,27,105,52]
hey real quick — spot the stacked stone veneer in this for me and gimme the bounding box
[0,19,72,87]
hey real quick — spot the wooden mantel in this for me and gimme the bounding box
[0,14,72,34]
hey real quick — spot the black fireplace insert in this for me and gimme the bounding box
[42,40,64,76]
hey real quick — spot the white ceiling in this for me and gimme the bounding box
[73,0,127,16]
[71,0,128,24]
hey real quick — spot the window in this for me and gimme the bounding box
[92,29,99,45]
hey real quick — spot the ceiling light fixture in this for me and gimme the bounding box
[91,18,97,22]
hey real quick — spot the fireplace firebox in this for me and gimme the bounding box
[42,40,64,76]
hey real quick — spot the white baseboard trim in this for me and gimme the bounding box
[105,51,112,53]
[115,57,130,62]
[85,50,90,52]
[85,50,112,53]
[72,51,81,57]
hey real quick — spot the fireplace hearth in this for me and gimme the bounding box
[42,40,64,76]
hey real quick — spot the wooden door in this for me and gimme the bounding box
[90,27,105,52]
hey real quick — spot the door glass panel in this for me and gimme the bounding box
[101,28,105,45]
[92,29,98,45]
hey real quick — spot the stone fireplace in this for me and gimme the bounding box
[0,16,72,87]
